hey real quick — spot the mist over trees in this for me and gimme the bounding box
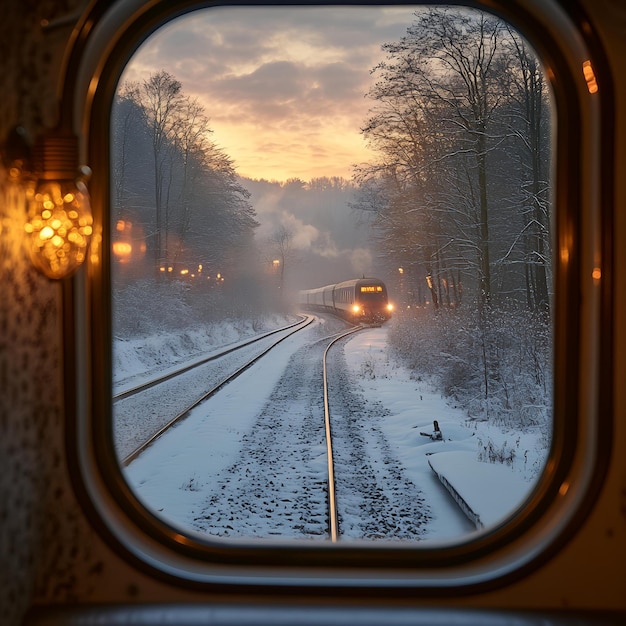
[354,7,553,431]
[243,176,373,295]
[111,70,371,333]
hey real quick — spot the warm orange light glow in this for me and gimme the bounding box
[89,232,101,268]
[582,60,598,94]
[24,179,93,279]
[181,268,189,275]
[112,241,132,258]
[398,267,404,274]
[592,267,601,281]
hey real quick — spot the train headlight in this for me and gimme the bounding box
[352,304,361,314]
[387,303,394,312]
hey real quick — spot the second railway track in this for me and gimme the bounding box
[115,316,314,463]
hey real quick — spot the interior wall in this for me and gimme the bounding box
[0,3,119,623]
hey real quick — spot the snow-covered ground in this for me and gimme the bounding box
[117,316,546,543]
[343,329,543,532]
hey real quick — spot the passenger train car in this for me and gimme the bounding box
[1,0,625,625]
[298,278,393,324]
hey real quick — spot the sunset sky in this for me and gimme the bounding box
[119,5,420,182]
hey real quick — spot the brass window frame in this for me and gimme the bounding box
[64,0,613,593]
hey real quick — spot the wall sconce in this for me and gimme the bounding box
[4,126,93,280]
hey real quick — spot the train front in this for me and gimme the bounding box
[352,279,393,325]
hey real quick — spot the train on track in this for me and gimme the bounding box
[2,0,626,625]
[298,277,393,325]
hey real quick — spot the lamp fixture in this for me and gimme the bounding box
[4,126,93,280]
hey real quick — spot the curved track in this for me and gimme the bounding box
[117,316,314,465]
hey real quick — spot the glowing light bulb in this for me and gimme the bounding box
[17,129,94,279]
[24,177,93,279]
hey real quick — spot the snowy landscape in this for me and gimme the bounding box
[111,5,554,545]
[115,315,545,543]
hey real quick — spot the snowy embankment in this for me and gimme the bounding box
[113,314,296,392]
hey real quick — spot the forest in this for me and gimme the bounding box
[354,8,552,429]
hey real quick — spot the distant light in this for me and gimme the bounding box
[398,267,404,274]
[592,267,601,282]
[112,241,132,258]
[582,60,598,94]
[180,268,189,275]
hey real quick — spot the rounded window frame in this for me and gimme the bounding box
[65,0,613,592]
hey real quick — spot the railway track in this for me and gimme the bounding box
[122,317,430,541]
[116,315,314,465]
[114,316,310,401]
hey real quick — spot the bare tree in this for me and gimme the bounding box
[358,8,513,310]
[113,72,257,292]
[134,70,183,268]
[268,225,295,292]
[354,8,553,408]
[170,96,213,254]
[503,28,552,313]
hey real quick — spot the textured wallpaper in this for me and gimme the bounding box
[0,3,106,623]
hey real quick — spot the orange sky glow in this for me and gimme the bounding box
[119,6,419,182]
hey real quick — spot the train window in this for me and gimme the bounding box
[74,0,609,587]
[111,1,554,543]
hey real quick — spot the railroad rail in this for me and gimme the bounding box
[322,326,365,541]
[120,319,420,543]
[120,316,314,466]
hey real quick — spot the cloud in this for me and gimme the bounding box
[121,5,419,180]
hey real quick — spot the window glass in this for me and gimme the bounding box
[111,5,553,543]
